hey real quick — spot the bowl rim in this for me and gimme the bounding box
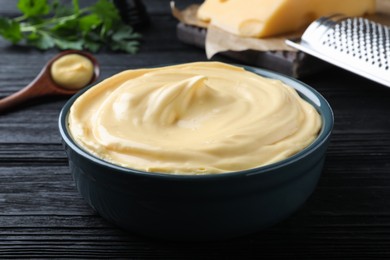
[58,64,334,180]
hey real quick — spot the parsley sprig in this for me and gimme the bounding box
[0,0,141,53]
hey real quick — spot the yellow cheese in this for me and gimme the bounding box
[197,0,376,38]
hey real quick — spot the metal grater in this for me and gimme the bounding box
[286,14,390,87]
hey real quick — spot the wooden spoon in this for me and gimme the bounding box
[0,50,100,114]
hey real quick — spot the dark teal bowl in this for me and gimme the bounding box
[58,65,334,240]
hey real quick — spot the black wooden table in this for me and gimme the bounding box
[1,0,390,258]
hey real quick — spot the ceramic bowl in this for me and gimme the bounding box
[59,65,334,240]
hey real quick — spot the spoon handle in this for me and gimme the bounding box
[0,50,99,114]
[0,71,51,114]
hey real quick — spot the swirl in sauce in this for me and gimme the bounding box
[68,62,321,174]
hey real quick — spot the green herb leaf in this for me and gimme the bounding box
[110,24,141,53]
[51,17,79,36]
[112,25,142,42]
[0,17,23,43]
[27,32,55,50]
[90,0,121,35]
[17,0,50,17]
[0,0,142,53]
[54,38,83,50]
[111,40,139,54]
[84,37,102,53]
[78,14,102,33]
[51,0,73,17]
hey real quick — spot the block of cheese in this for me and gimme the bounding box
[197,0,376,38]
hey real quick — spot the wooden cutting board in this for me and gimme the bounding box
[175,0,390,78]
[176,22,330,78]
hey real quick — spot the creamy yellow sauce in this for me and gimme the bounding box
[51,54,94,90]
[68,62,321,175]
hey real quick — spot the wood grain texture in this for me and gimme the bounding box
[0,0,390,258]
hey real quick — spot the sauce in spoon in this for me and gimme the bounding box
[0,50,99,114]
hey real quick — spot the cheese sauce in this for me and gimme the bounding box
[68,62,321,174]
[51,54,94,90]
